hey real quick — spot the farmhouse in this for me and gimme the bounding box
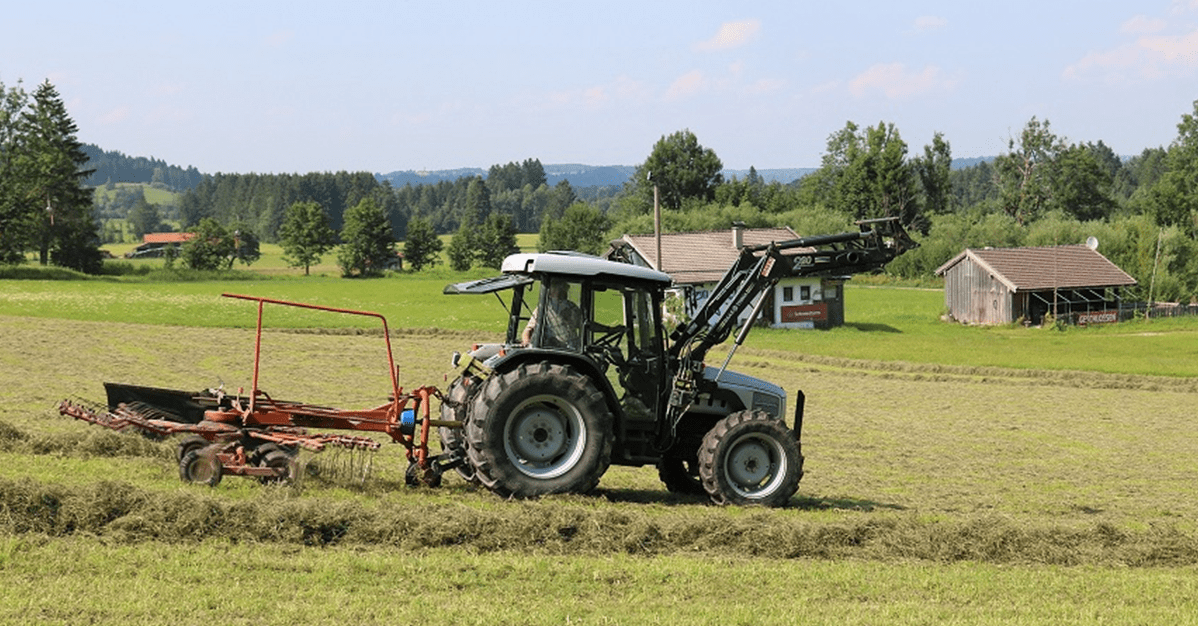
[126,232,196,258]
[935,244,1137,326]
[606,223,847,329]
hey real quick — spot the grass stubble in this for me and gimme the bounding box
[2,311,1198,624]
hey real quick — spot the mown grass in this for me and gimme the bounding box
[6,244,1198,622]
[3,536,1194,626]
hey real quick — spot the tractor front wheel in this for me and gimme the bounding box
[465,362,613,498]
[698,410,802,506]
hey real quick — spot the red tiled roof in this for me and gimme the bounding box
[936,245,1137,291]
[612,227,803,284]
[142,232,195,244]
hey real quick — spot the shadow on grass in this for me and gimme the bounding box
[843,322,902,333]
[595,487,906,511]
[791,494,907,512]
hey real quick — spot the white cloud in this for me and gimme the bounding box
[913,16,948,32]
[1122,15,1167,35]
[99,106,130,125]
[544,76,651,111]
[265,30,293,48]
[696,20,761,51]
[1140,29,1198,64]
[849,63,956,99]
[664,70,707,101]
[1064,27,1198,81]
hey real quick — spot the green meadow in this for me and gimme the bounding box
[2,244,1198,624]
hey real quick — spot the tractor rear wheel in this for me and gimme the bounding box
[438,376,478,484]
[465,362,613,498]
[698,410,802,506]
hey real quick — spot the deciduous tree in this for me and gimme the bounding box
[1144,100,1198,235]
[279,200,336,275]
[993,117,1065,225]
[337,197,395,277]
[632,129,724,212]
[538,202,611,255]
[181,217,236,270]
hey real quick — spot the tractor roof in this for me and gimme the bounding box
[501,252,672,284]
[445,252,670,295]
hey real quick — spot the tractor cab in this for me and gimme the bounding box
[445,252,672,379]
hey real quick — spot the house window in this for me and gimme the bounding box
[800,285,811,302]
[782,286,793,302]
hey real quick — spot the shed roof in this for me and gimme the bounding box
[142,232,195,244]
[609,226,803,284]
[935,245,1137,291]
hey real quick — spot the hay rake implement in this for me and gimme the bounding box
[58,294,461,488]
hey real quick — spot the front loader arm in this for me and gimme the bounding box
[667,217,917,365]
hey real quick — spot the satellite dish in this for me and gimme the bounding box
[1085,236,1099,250]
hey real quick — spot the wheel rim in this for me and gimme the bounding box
[503,393,586,479]
[722,432,788,498]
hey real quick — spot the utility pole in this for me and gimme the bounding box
[650,171,662,272]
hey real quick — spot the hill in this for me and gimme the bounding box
[376,164,817,188]
[82,144,206,191]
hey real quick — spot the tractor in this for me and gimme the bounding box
[439,218,916,506]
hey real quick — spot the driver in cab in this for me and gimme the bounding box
[522,280,582,349]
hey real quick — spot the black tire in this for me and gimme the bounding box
[257,448,297,485]
[698,410,802,506]
[465,362,613,498]
[656,454,707,495]
[176,434,209,462]
[179,445,223,487]
[438,376,478,484]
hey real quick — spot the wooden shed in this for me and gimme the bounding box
[935,245,1137,326]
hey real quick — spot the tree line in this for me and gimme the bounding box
[595,111,1198,304]
[82,144,205,191]
[7,71,1198,302]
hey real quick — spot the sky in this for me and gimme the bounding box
[4,1,1198,175]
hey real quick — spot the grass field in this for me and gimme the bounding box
[3,245,1198,624]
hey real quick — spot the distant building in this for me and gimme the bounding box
[606,223,847,329]
[126,232,195,258]
[935,245,1137,325]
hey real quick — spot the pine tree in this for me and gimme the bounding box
[19,80,101,272]
[402,216,442,271]
[0,79,29,264]
[477,212,517,269]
